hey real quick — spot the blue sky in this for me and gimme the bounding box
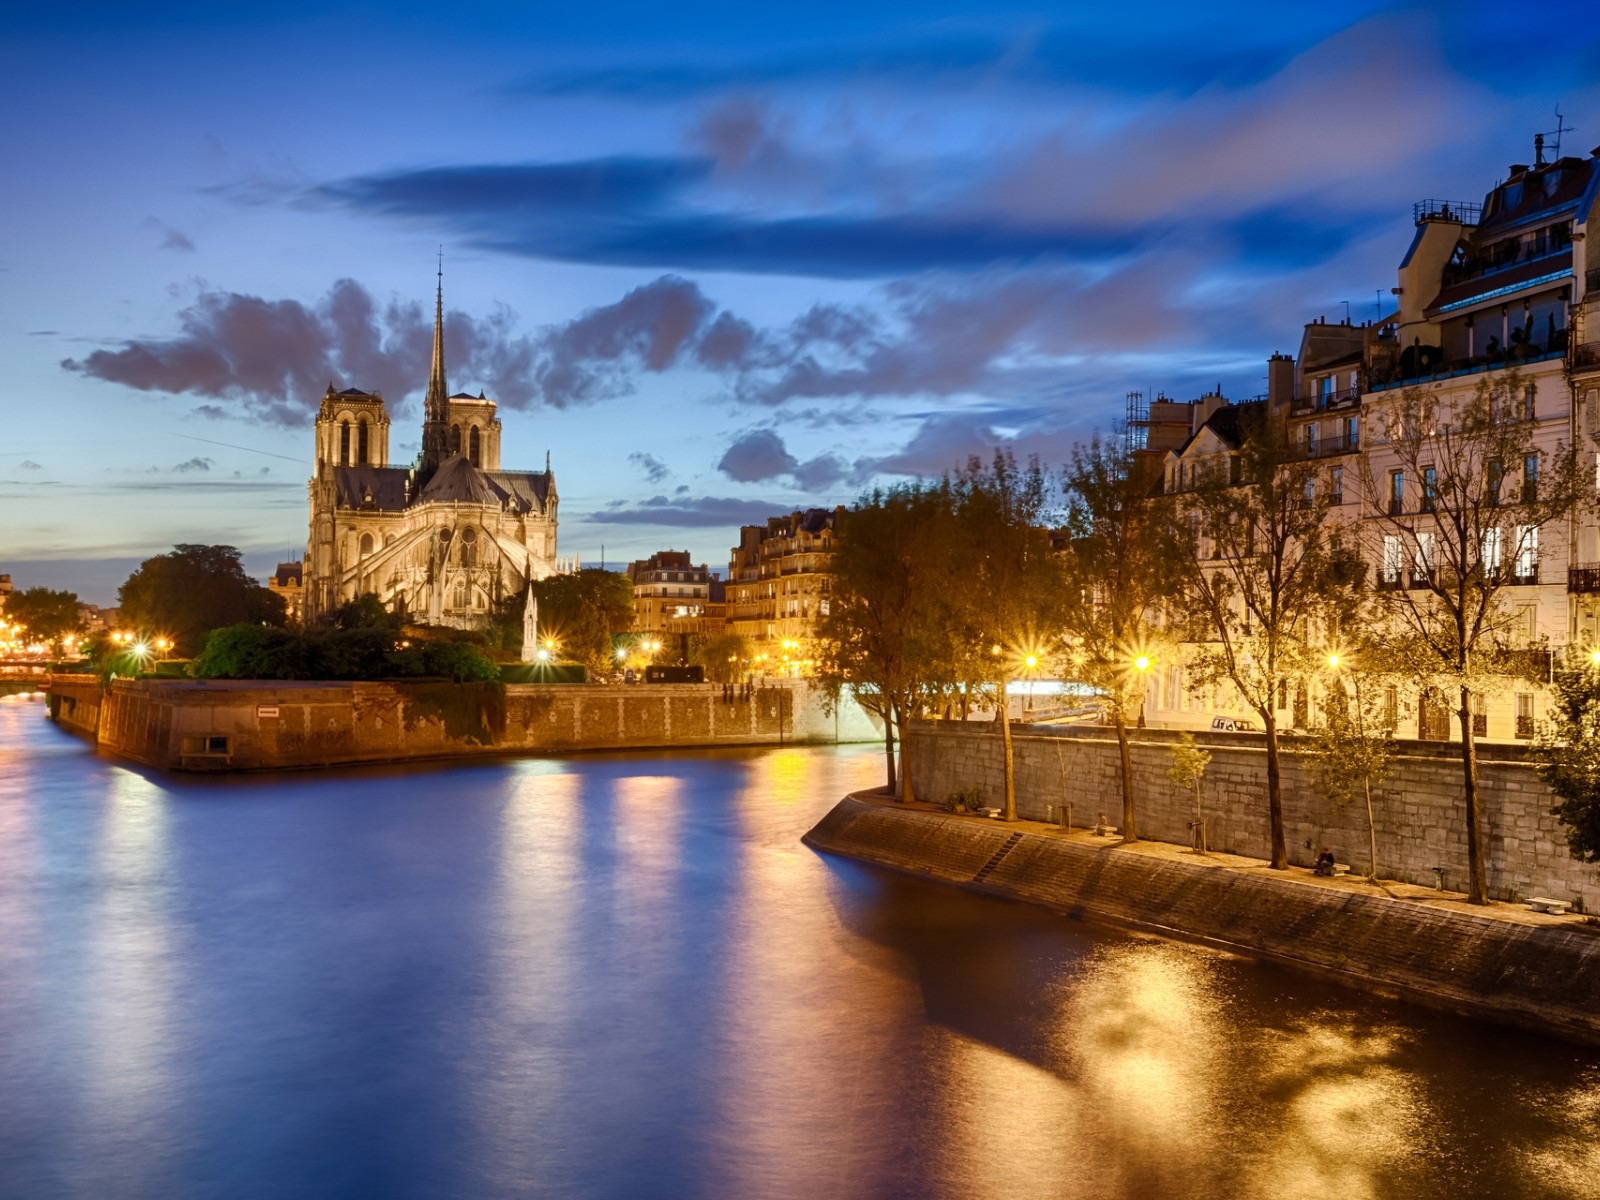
[4,1,1598,603]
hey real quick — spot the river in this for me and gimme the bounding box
[1,692,1597,1199]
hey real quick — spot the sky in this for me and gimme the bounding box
[4,1,1599,604]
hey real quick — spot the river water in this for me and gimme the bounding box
[2,693,1599,1199]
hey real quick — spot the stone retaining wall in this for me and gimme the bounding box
[907,720,1600,911]
[47,676,879,770]
[806,795,1600,1045]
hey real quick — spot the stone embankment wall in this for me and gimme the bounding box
[908,721,1600,911]
[47,676,879,771]
[806,796,1600,1045]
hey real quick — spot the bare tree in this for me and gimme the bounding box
[1173,412,1359,869]
[1359,375,1587,903]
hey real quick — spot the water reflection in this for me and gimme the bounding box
[2,705,1600,1200]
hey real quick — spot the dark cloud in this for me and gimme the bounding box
[587,494,791,528]
[19,460,42,470]
[145,217,196,253]
[62,279,545,425]
[716,429,849,490]
[628,451,671,484]
[172,456,212,473]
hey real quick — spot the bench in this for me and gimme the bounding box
[1527,896,1570,915]
[1332,863,1351,877]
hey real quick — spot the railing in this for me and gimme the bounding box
[1289,386,1361,415]
[1517,715,1536,739]
[1572,341,1600,370]
[1509,566,1540,586]
[1414,199,1482,225]
[1569,564,1600,593]
[1369,346,1567,392]
[1440,241,1570,289]
[1296,432,1360,460]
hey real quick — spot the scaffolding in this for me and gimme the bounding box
[1124,390,1149,452]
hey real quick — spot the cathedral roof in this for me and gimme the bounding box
[333,465,411,510]
[417,454,503,505]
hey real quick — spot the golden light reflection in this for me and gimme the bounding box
[1512,1075,1600,1198]
[83,769,176,1166]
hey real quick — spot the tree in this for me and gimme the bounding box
[945,453,1064,821]
[1173,411,1358,869]
[1305,654,1398,881]
[119,544,285,655]
[1168,733,1212,854]
[1535,666,1600,864]
[1360,375,1587,902]
[1060,436,1181,842]
[817,482,958,799]
[690,631,749,684]
[525,570,634,673]
[3,586,82,649]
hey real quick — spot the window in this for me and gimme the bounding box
[1331,466,1343,505]
[339,420,350,465]
[1412,532,1435,584]
[1389,470,1404,515]
[1305,424,1319,454]
[181,735,230,755]
[1471,693,1487,737]
[1523,454,1538,503]
[1383,686,1399,732]
[1302,478,1315,508]
[1277,679,1289,710]
[1488,459,1503,506]
[1318,375,1333,403]
[469,426,481,466]
[1524,384,1536,421]
[1422,466,1437,512]
[1344,415,1359,450]
[450,424,462,454]
[1516,693,1535,739]
[1382,535,1402,585]
[1518,603,1538,642]
[1514,524,1538,582]
[1482,527,1503,574]
[359,533,374,558]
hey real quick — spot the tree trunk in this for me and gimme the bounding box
[1264,710,1288,868]
[998,674,1016,821]
[897,708,915,804]
[1458,685,1489,904]
[883,706,897,796]
[1114,714,1137,842]
[1364,777,1378,882]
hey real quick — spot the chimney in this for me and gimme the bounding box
[1267,352,1295,413]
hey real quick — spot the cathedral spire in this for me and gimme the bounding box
[419,252,452,473]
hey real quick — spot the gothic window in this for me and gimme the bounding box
[454,579,468,609]
[357,419,369,465]
[469,426,481,466]
[339,420,350,465]
[460,527,477,567]
[450,424,462,454]
[359,533,374,558]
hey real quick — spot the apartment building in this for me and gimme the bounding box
[1146,139,1600,742]
[727,507,844,673]
[625,551,725,653]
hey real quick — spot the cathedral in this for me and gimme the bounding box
[302,272,561,630]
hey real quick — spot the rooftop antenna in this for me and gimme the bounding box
[1340,300,1351,324]
[1375,289,1383,321]
[1544,105,1575,161]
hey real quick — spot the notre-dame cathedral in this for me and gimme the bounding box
[302,272,562,629]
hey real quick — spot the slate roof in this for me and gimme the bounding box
[331,457,553,512]
[333,466,411,510]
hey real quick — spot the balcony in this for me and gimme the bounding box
[1295,432,1360,460]
[1414,199,1483,225]
[1369,344,1567,392]
[1440,240,1571,291]
[1289,385,1361,416]
[1569,564,1600,594]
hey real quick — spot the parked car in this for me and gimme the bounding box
[1210,715,1257,733]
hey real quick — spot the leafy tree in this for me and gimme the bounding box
[817,481,958,799]
[119,544,285,655]
[1360,375,1588,902]
[525,570,634,673]
[1304,655,1398,880]
[690,631,750,684]
[1060,435,1181,842]
[944,452,1064,821]
[1168,733,1212,853]
[1172,411,1358,869]
[1535,667,1600,864]
[327,592,397,631]
[190,624,311,679]
[3,586,82,648]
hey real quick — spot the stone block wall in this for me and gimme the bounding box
[908,721,1600,910]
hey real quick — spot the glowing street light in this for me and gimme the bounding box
[1133,654,1151,673]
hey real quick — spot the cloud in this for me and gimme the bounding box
[171,456,212,473]
[628,451,671,484]
[716,429,849,489]
[145,217,196,253]
[587,494,791,527]
[19,460,42,470]
[62,279,547,425]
